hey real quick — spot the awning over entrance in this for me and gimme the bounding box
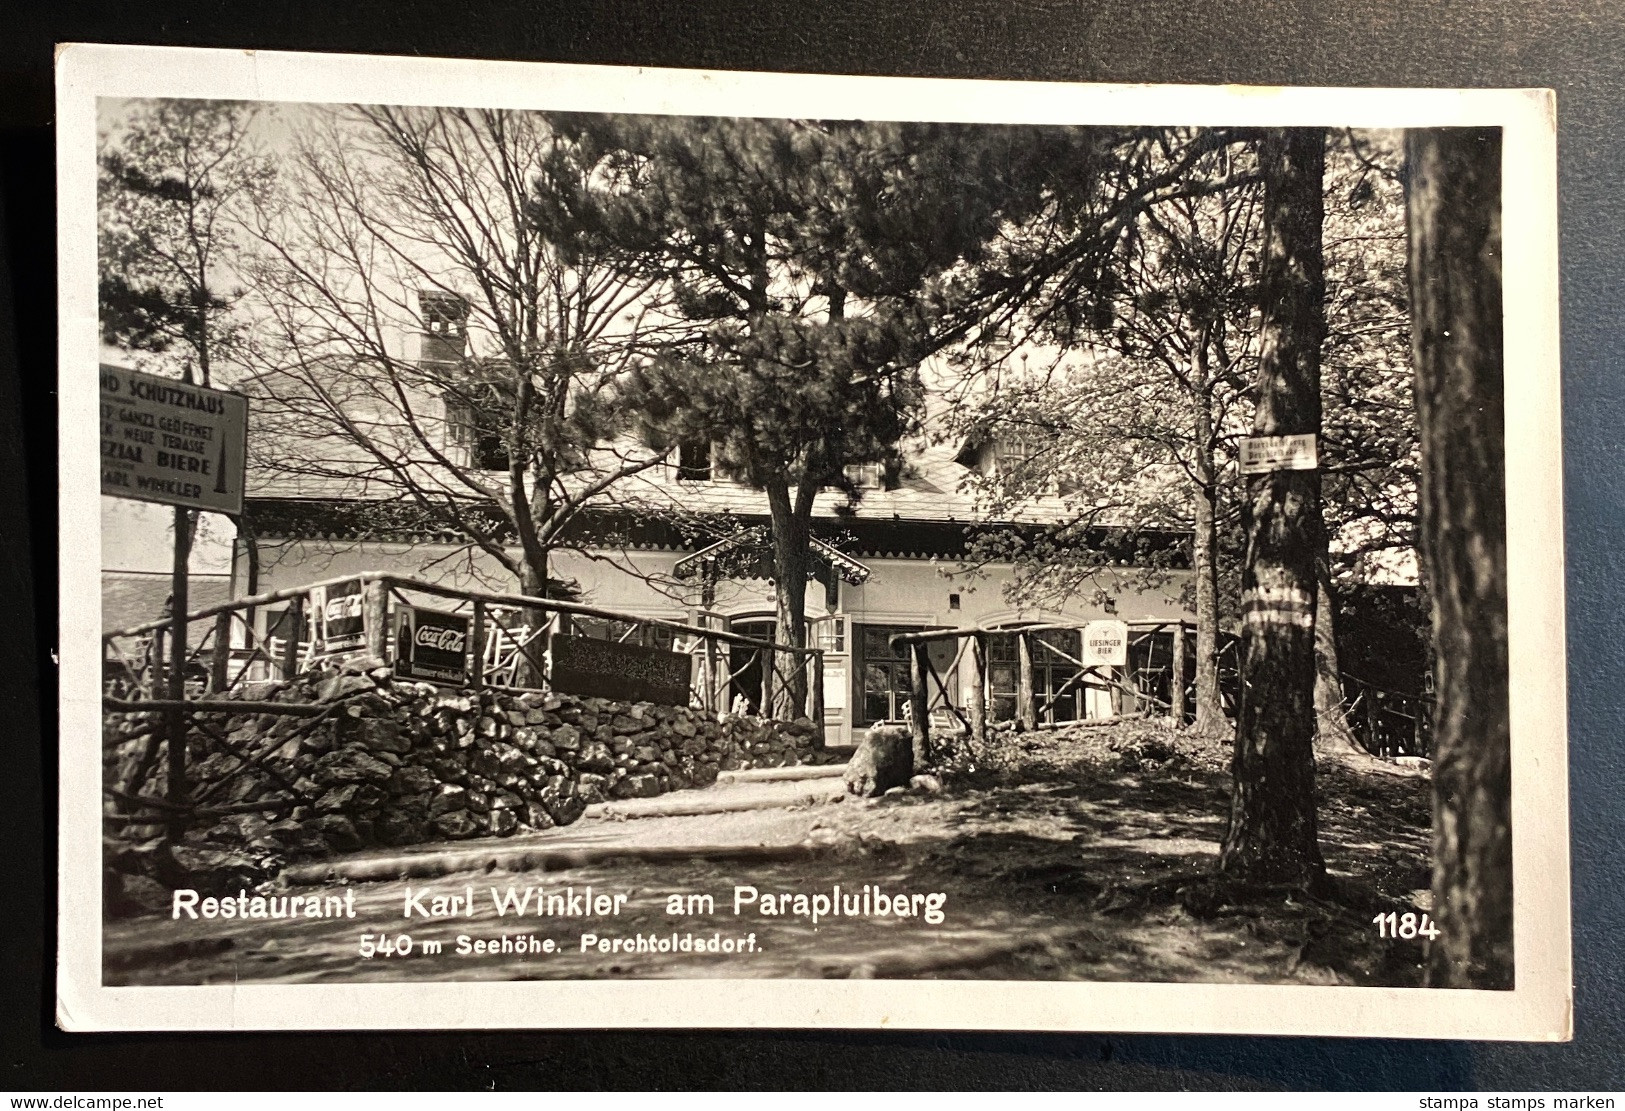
[673,529,872,586]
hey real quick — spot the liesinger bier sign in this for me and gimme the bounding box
[99,364,248,515]
[1081,620,1130,668]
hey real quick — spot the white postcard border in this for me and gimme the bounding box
[55,43,1570,1038]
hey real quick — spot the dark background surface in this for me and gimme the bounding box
[2,0,1620,1091]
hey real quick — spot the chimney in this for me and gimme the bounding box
[418,290,470,367]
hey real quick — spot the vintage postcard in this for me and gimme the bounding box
[56,44,1569,1037]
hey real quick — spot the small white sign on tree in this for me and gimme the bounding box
[1081,620,1130,668]
[1238,433,1319,474]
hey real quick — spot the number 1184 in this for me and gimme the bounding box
[1373,910,1440,940]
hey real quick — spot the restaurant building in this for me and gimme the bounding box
[237,296,1194,747]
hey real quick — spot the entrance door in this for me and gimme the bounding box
[808,614,848,746]
[728,619,776,715]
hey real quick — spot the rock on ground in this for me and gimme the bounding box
[844,724,914,798]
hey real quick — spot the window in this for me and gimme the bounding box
[987,633,1020,722]
[676,440,712,482]
[814,616,846,653]
[1033,630,1085,723]
[444,387,511,472]
[569,616,676,653]
[985,628,1085,724]
[844,461,883,489]
[993,432,1046,477]
[856,624,917,725]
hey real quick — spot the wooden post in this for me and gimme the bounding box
[164,505,192,842]
[281,595,303,679]
[208,610,231,693]
[470,601,486,688]
[810,649,826,727]
[1366,690,1379,757]
[149,626,166,695]
[364,578,389,661]
[538,612,557,690]
[704,634,720,714]
[1016,631,1037,731]
[1170,622,1188,725]
[967,633,988,745]
[908,641,932,768]
[760,648,775,719]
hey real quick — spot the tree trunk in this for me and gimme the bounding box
[1407,128,1512,990]
[515,556,551,689]
[1189,340,1227,733]
[765,482,810,719]
[1312,558,1364,756]
[1219,128,1327,888]
[1191,478,1226,732]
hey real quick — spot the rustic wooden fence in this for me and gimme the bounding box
[885,620,1197,760]
[103,572,822,715]
[102,572,823,840]
[884,620,1431,763]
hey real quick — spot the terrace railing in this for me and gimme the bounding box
[885,620,1430,764]
[886,620,1198,760]
[1339,673,1434,760]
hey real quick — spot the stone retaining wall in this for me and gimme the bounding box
[103,656,829,908]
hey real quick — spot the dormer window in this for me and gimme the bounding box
[844,461,883,489]
[676,439,712,482]
[444,386,511,472]
[993,432,1046,476]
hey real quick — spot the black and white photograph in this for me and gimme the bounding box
[56,46,1568,1037]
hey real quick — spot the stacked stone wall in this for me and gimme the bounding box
[103,656,829,908]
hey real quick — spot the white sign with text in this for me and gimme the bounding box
[1081,619,1130,667]
[1239,433,1319,474]
[98,364,248,515]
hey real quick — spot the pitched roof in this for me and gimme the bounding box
[102,571,233,638]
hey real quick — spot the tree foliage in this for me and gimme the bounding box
[98,99,271,386]
[555,115,1077,709]
[945,129,1263,728]
[948,129,1416,736]
[243,106,674,606]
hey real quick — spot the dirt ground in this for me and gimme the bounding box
[103,719,1435,986]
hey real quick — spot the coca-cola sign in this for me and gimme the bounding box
[312,578,366,653]
[394,605,471,685]
[414,623,466,654]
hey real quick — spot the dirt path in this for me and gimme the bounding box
[104,722,1433,986]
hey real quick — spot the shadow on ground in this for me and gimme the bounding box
[103,720,1434,988]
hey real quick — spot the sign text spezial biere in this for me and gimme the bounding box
[99,364,249,515]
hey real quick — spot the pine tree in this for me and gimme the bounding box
[573,116,1054,716]
[1407,127,1512,989]
[1218,127,1329,887]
